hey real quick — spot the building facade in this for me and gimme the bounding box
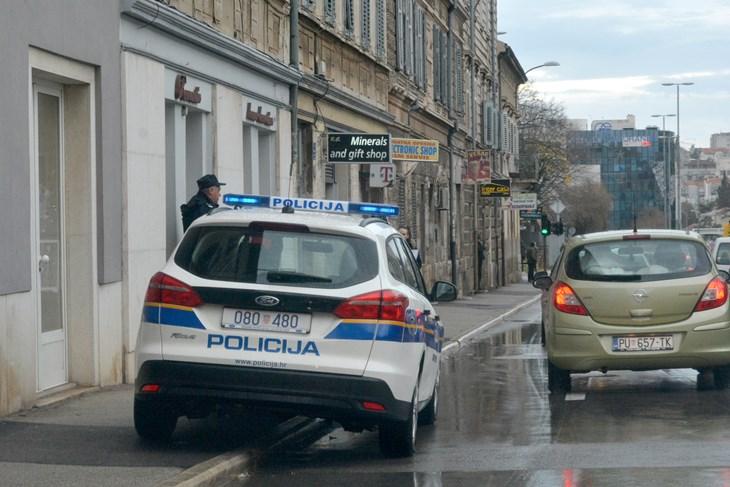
[0,1,123,415]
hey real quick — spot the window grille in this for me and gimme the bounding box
[345,0,355,36]
[361,0,371,49]
[376,0,385,58]
[325,0,336,26]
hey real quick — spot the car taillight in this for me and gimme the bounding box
[553,281,589,316]
[694,277,728,312]
[144,272,203,308]
[334,290,409,322]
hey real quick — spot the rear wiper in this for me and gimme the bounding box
[266,271,332,283]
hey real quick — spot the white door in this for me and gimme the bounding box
[33,83,67,391]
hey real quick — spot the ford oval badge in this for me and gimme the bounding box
[255,295,280,307]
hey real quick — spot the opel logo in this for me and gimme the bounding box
[632,289,649,303]
[255,295,280,307]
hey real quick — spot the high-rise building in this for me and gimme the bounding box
[711,132,730,149]
[568,126,675,229]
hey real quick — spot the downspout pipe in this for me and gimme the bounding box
[290,0,300,196]
[470,0,475,144]
[448,2,458,287]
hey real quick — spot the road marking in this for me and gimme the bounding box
[565,393,586,401]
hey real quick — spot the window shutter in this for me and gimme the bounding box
[483,101,490,145]
[405,0,414,76]
[432,25,440,101]
[455,44,463,112]
[396,0,405,70]
[361,0,371,48]
[440,31,447,104]
[420,10,426,89]
[376,0,385,58]
[325,163,335,184]
[414,8,422,87]
[325,0,336,26]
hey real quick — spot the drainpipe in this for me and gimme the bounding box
[470,0,475,144]
[447,3,458,287]
[290,0,300,196]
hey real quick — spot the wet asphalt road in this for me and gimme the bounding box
[242,301,730,487]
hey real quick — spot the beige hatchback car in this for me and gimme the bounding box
[533,230,730,393]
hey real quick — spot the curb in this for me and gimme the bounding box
[441,294,541,356]
[159,416,316,487]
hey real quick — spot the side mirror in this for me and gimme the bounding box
[430,281,457,302]
[533,271,548,280]
[718,270,730,282]
[532,275,553,290]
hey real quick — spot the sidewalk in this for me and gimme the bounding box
[0,279,540,487]
[437,279,541,352]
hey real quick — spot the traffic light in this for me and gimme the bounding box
[553,221,564,236]
[540,214,551,236]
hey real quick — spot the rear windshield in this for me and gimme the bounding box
[716,242,730,265]
[565,238,711,282]
[175,225,378,288]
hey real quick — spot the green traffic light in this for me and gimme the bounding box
[540,227,550,236]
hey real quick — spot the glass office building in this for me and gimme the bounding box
[568,128,675,229]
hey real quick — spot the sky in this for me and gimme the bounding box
[499,0,730,148]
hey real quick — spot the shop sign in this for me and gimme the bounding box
[509,192,538,210]
[622,136,652,148]
[520,210,542,220]
[391,138,439,162]
[480,179,511,197]
[369,164,396,188]
[245,102,275,126]
[174,75,202,104]
[464,150,491,183]
[327,133,391,164]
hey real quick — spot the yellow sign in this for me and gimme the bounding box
[479,179,511,197]
[391,138,439,162]
[724,222,730,237]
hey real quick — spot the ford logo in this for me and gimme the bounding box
[255,295,280,307]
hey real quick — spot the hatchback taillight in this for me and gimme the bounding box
[145,272,203,308]
[553,281,589,316]
[694,277,728,312]
[334,290,409,322]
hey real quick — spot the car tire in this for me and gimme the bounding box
[134,398,177,442]
[548,360,571,394]
[418,371,439,426]
[379,383,418,458]
[714,367,730,389]
[696,369,715,391]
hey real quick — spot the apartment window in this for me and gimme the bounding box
[325,0,336,26]
[345,0,355,36]
[361,0,371,49]
[376,0,385,58]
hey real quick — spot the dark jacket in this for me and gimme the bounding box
[180,192,218,231]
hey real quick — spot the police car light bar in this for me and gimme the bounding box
[223,194,400,217]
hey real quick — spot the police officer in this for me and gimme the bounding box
[180,174,226,231]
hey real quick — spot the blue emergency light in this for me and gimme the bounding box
[222,194,399,217]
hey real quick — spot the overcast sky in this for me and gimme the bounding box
[499,0,730,148]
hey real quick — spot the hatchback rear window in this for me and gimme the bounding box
[565,238,711,282]
[175,225,378,288]
[716,242,730,265]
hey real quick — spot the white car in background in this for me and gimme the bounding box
[134,194,457,457]
[712,237,730,273]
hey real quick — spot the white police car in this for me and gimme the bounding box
[134,194,457,457]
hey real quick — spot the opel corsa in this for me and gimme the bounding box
[134,194,457,458]
[533,230,730,393]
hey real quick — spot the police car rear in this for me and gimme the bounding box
[134,195,457,457]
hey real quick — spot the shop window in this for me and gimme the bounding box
[243,124,276,195]
[165,102,212,257]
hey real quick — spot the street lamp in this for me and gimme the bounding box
[661,82,694,228]
[651,113,676,229]
[525,61,560,76]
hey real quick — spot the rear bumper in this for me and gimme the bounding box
[548,322,730,372]
[135,360,410,424]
